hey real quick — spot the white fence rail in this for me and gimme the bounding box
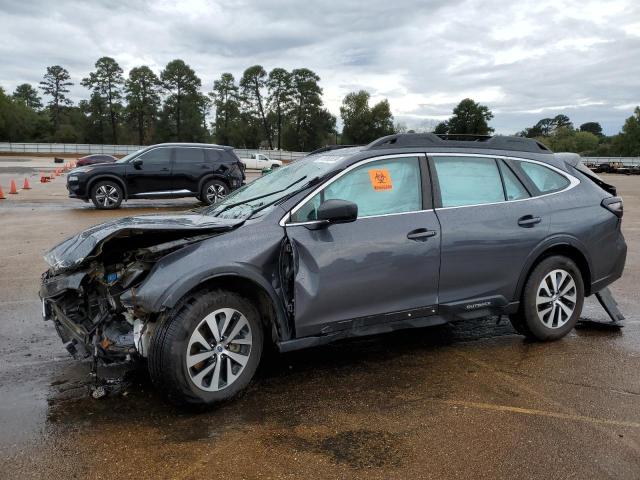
[0,142,309,162]
[582,157,640,166]
[2,143,637,165]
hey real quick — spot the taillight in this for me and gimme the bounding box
[602,196,623,218]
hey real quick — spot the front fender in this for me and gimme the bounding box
[86,174,129,199]
[121,219,290,339]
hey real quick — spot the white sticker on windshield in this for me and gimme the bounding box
[313,155,343,164]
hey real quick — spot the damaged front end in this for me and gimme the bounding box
[40,214,242,365]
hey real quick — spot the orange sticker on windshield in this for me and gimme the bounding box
[368,168,393,190]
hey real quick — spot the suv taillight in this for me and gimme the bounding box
[602,196,623,218]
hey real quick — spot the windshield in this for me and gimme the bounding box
[116,148,144,163]
[201,153,346,219]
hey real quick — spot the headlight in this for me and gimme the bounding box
[68,175,79,182]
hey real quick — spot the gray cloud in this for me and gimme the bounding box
[0,0,638,134]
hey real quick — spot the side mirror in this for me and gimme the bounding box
[316,199,358,225]
[132,159,143,169]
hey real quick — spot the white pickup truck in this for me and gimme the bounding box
[239,152,283,170]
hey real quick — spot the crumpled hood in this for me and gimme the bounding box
[44,214,243,271]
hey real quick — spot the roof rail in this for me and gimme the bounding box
[366,133,552,154]
[309,144,361,155]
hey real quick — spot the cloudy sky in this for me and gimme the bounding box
[1,0,639,134]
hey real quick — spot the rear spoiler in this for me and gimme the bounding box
[555,152,617,196]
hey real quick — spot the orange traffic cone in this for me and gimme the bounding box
[23,178,31,190]
[9,180,18,194]
[40,171,47,183]
[0,184,5,199]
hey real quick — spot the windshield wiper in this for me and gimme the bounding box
[212,176,308,216]
[247,170,343,218]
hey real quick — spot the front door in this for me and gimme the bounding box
[126,146,175,195]
[284,154,441,337]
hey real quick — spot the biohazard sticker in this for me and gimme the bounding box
[368,168,393,190]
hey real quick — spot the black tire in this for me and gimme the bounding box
[90,180,123,209]
[510,255,584,341]
[148,289,263,406]
[200,179,229,205]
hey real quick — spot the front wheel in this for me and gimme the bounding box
[201,179,229,205]
[90,180,123,209]
[510,255,584,341]
[148,289,263,406]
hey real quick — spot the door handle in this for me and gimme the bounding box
[161,168,170,172]
[407,228,437,241]
[518,215,542,227]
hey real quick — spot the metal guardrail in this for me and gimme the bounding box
[582,157,640,166]
[0,142,309,162]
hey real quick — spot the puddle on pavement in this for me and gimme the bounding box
[43,319,515,433]
[10,312,630,462]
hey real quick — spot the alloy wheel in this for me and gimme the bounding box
[206,184,227,203]
[95,185,120,207]
[186,308,252,392]
[535,269,577,329]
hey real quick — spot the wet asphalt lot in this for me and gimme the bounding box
[0,166,639,479]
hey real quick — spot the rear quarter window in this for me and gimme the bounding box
[205,149,224,163]
[518,162,570,194]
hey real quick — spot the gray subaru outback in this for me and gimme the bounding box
[40,133,627,406]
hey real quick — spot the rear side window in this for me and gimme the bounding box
[175,148,205,163]
[519,162,569,193]
[434,156,504,207]
[291,156,422,222]
[499,160,529,200]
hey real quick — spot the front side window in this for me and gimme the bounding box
[138,147,172,165]
[291,156,422,223]
[434,156,504,207]
[519,162,570,193]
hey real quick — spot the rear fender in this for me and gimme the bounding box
[514,235,593,301]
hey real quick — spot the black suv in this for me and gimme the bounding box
[67,143,246,209]
[43,134,626,406]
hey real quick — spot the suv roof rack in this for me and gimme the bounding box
[366,133,551,154]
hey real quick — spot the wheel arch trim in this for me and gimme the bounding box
[197,174,230,194]
[155,267,291,343]
[87,175,128,199]
[515,235,594,301]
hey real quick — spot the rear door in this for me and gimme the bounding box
[126,146,175,194]
[430,154,550,310]
[284,154,441,337]
[171,147,212,193]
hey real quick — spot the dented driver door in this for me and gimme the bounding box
[284,154,441,338]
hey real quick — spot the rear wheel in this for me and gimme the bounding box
[510,255,584,341]
[201,179,229,205]
[148,289,263,406]
[90,180,123,209]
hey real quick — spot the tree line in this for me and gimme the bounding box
[1,59,639,155]
[0,58,397,151]
[0,60,506,150]
[516,112,640,156]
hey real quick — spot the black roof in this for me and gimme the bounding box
[365,133,552,154]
